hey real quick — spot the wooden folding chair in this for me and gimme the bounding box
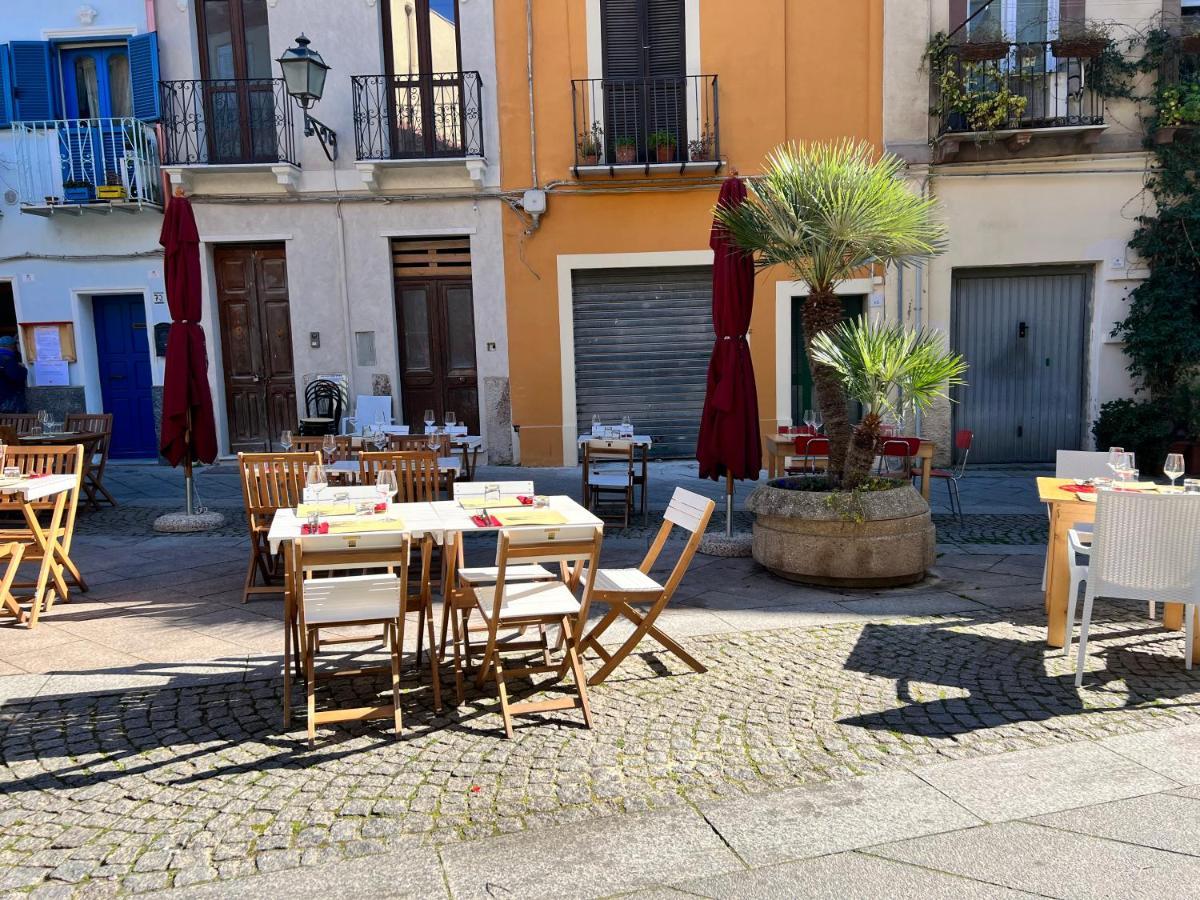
[0,542,26,623]
[359,451,443,501]
[65,413,116,508]
[291,531,411,745]
[239,451,320,603]
[580,488,715,685]
[582,439,635,527]
[468,525,602,738]
[0,414,35,435]
[0,445,87,622]
[291,435,352,462]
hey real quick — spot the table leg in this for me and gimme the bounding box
[920,455,932,502]
[1164,603,1184,632]
[1044,501,1094,650]
[282,541,295,728]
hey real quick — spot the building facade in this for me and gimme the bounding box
[0,1,166,458]
[153,0,512,460]
[882,0,1175,463]
[493,0,885,466]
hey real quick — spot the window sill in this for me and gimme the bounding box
[572,159,724,178]
[163,163,302,194]
[934,124,1107,162]
[355,156,486,191]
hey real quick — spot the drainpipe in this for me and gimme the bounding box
[526,0,538,187]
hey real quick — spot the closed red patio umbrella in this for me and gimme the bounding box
[697,175,761,535]
[159,191,218,513]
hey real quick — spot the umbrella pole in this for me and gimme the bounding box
[726,471,734,537]
[184,409,194,516]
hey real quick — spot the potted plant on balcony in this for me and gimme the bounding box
[1182,21,1200,54]
[649,130,677,163]
[1051,20,1112,59]
[97,171,126,201]
[716,141,953,587]
[1154,81,1200,143]
[62,179,94,203]
[953,22,1012,62]
[688,123,715,161]
[577,121,603,166]
[614,136,637,164]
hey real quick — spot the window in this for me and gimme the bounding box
[1185,0,1200,16]
[383,0,462,76]
[62,47,132,119]
[967,0,1058,44]
[197,0,272,81]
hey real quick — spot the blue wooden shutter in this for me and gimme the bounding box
[10,41,55,121]
[0,45,12,128]
[127,32,160,122]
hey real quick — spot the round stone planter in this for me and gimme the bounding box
[745,480,935,588]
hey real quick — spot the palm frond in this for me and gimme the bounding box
[714,141,947,293]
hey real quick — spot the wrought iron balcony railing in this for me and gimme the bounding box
[934,41,1105,137]
[570,74,719,171]
[12,118,162,212]
[159,78,297,166]
[351,71,484,161]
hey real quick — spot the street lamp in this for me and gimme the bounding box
[277,34,337,161]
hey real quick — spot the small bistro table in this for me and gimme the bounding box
[0,474,79,627]
[1037,476,1199,664]
[764,433,936,501]
[17,432,105,510]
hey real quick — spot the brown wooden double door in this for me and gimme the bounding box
[214,244,297,452]
[395,278,479,434]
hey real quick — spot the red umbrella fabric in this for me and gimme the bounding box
[697,176,761,481]
[159,194,218,466]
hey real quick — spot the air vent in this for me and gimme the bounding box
[391,237,471,277]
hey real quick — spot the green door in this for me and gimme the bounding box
[791,294,865,425]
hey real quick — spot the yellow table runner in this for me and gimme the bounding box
[492,508,567,526]
[327,516,407,534]
[459,496,527,510]
[297,502,357,517]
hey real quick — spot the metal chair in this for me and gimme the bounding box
[914,429,972,523]
[298,379,343,436]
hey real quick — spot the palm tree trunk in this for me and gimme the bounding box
[802,289,850,482]
[844,412,882,489]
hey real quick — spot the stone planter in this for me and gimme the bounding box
[745,480,935,588]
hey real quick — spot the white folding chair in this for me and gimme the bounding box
[1073,492,1200,687]
[1042,450,1112,592]
[341,395,394,434]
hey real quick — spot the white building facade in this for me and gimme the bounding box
[154,0,511,459]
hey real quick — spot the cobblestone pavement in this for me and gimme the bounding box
[3,600,1199,896]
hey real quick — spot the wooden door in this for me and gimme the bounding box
[93,295,156,458]
[214,244,297,452]
[395,278,478,434]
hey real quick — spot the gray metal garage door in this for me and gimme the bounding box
[572,266,713,459]
[951,268,1089,463]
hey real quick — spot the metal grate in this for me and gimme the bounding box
[391,237,472,277]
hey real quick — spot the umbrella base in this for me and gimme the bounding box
[698,531,753,558]
[153,511,227,533]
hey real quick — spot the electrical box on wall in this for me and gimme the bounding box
[522,189,547,215]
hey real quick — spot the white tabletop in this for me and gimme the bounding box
[328,458,461,476]
[268,494,602,554]
[578,434,653,448]
[0,474,76,501]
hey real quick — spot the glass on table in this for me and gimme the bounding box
[306,510,321,533]
[803,409,814,432]
[445,410,457,428]
[305,463,327,496]
[375,469,397,504]
[1164,453,1185,488]
[423,408,435,431]
[1184,479,1200,494]
[484,483,501,506]
[812,409,823,433]
[1106,446,1125,477]
[279,429,293,452]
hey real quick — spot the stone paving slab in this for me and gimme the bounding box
[1030,792,1200,859]
[1097,722,1200,786]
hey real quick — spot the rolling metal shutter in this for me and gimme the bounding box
[951,267,1089,463]
[572,265,713,460]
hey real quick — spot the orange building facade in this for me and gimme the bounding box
[495,1,883,466]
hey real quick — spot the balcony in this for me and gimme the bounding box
[350,71,485,190]
[932,42,1106,161]
[12,118,162,216]
[158,78,298,191]
[570,75,721,176]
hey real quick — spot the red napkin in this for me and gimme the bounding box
[27,472,45,480]
[516,495,534,506]
[471,514,502,527]
[301,522,330,535]
[374,502,387,513]
[1060,484,1095,494]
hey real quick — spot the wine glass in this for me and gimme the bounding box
[375,469,397,505]
[591,414,602,434]
[423,408,435,433]
[305,463,327,497]
[1165,453,1185,488]
[321,434,336,463]
[1106,446,1125,477]
[445,410,457,429]
[812,409,823,434]
[279,429,293,452]
[373,428,389,452]
[621,415,631,435]
[803,409,814,433]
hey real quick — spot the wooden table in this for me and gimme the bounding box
[0,474,79,627]
[764,434,936,501]
[18,432,104,510]
[1037,477,1199,663]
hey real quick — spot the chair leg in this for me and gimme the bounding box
[389,621,403,737]
[1064,566,1085,656]
[561,616,593,729]
[949,478,963,524]
[424,599,442,712]
[450,603,465,705]
[1149,601,1157,621]
[1074,594,1095,688]
[1186,605,1195,672]
[494,655,515,740]
[305,627,317,746]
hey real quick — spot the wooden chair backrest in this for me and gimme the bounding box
[293,532,411,628]
[359,451,440,502]
[291,435,352,461]
[0,445,85,551]
[64,413,113,462]
[584,439,634,466]
[641,488,716,602]
[239,452,321,524]
[389,433,447,454]
[0,414,35,435]
[0,426,18,445]
[491,525,603,622]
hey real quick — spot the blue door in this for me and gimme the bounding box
[94,296,156,458]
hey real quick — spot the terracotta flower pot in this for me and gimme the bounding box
[655,143,676,163]
[615,145,636,164]
[1050,38,1108,58]
[956,41,1010,62]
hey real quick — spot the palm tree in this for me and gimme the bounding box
[811,319,967,488]
[715,141,947,483]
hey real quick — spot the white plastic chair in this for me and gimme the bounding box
[1073,492,1200,687]
[341,395,393,434]
[1043,450,1110,591]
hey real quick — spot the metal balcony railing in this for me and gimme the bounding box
[351,71,484,161]
[12,118,162,211]
[935,41,1105,136]
[570,74,719,171]
[159,78,297,166]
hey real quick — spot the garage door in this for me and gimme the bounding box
[951,268,1089,463]
[572,266,713,459]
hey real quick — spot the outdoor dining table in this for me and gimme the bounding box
[17,431,105,508]
[0,473,79,627]
[1037,476,1200,663]
[266,494,604,725]
[764,433,936,500]
[326,457,462,482]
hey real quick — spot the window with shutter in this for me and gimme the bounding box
[127,32,161,122]
[10,41,56,121]
[0,45,12,128]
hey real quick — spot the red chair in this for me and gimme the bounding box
[914,430,973,523]
[877,437,922,478]
[785,435,829,475]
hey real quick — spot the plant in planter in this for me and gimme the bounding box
[1051,20,1113,59]
[62,179,94,203]
[935,59,1028,135]
[952,22,1012,62]
[688,123,715,161]
[649,130,677,163]
[577,121,603,165]
[97,171,126,200]
[614,136,637,164]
